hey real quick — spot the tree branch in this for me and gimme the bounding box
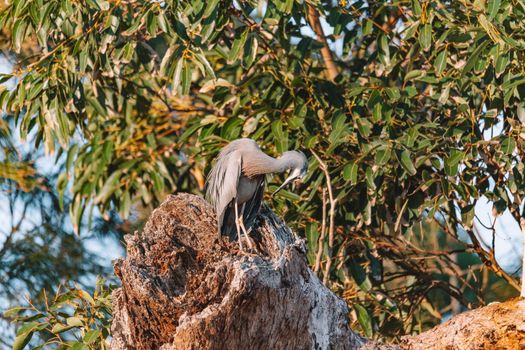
[306,4,340,81]
[311,150,337,285]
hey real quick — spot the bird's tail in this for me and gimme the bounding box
[220,203,239,241]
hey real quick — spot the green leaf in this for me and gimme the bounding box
[461,39,490,78]
[12,19,27,53]
[71,343,89,350]
[94,170,122,204]
[343,162,358,184]
[51,323,75,334]
[495,53,508,76]
[3,306,26,318]
[444,149,464,176]
[372,102,382,122]
[16,322,39,336]
[354,304,373,337]
[412,0,422,16]
[419,24,432,51]
[147,11,158,37]
[273,187,300,201]
[365,166,376,190]
[122,12,145,36]
[271,120,288,152]
[57,172,68,210]
[13,0,27,18]
[487,0,501,20]
[404,69,425,81]
[66,144,79,174]
[362,19,373,35]
[86,96,108,117]
[66,316,83,327]
[174,19,189,41]
[378,34,390,60]
[180,121,203,142]
[397,150,417,175]
[434,48,447,75]
[501,137,516,154]
[502,76,525,92]
[305,223,318,264]
[385,87,400,101]
[356,118,372,137]
[78,289,95,305]
[119,190,131,219]
[0,74,12,84]
[203,0,220,18]
[83,329,101,343]
[181,61,192,95]
[172,58,184,92]
[13,331,34,350]
[70,195,85,235]
[157,13,168,33]
[243,35,258,68]
[349,260,372,291]
[199,78,234,93]
[194,51,216,79]
[121,42,136,63]
[461,204,475,224]
[27,80,44,100]
[375,148,391,165]
[228,28,249,63]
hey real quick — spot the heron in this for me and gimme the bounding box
[205,138,308,250]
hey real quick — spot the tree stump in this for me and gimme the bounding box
[110,193,368,350]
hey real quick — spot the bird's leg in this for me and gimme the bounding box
[240,220,257,251]
[239,221,253,250]
[238,205,254,250]
[234,201,244,251]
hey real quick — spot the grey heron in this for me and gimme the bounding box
[205,138,308,250]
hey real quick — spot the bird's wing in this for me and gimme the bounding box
[242,177,264,231]
[205,149,242,235]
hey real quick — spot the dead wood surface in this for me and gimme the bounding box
[111,193,367,350]
[399,298,525,350]
[111,193,525,350]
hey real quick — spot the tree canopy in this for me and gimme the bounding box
[1,0,525,343]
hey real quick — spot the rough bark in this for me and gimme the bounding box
[111,193,367,350]
[399,298,525,350]
[111,193,525,350]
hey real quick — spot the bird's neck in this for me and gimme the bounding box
[243,154,290,177]
[273,157,290,172]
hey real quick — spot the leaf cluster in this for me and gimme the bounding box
[5,277,112,350]
[1,0,525,339]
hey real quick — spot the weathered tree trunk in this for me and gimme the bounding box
[111,193,525,350]
[110,193,368,350]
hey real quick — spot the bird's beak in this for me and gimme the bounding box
[272,175,295,196]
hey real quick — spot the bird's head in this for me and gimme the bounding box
[272,151,308,196]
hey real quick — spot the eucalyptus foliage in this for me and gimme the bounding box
[1,0,525,339]
[0,120,115,347]
[5,278,112,350]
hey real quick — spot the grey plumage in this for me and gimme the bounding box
[205,138,307,248]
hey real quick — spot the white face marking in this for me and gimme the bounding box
[290,168,302,179]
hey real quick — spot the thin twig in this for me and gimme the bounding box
[311,150,337,285]
[313,188,327,273]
